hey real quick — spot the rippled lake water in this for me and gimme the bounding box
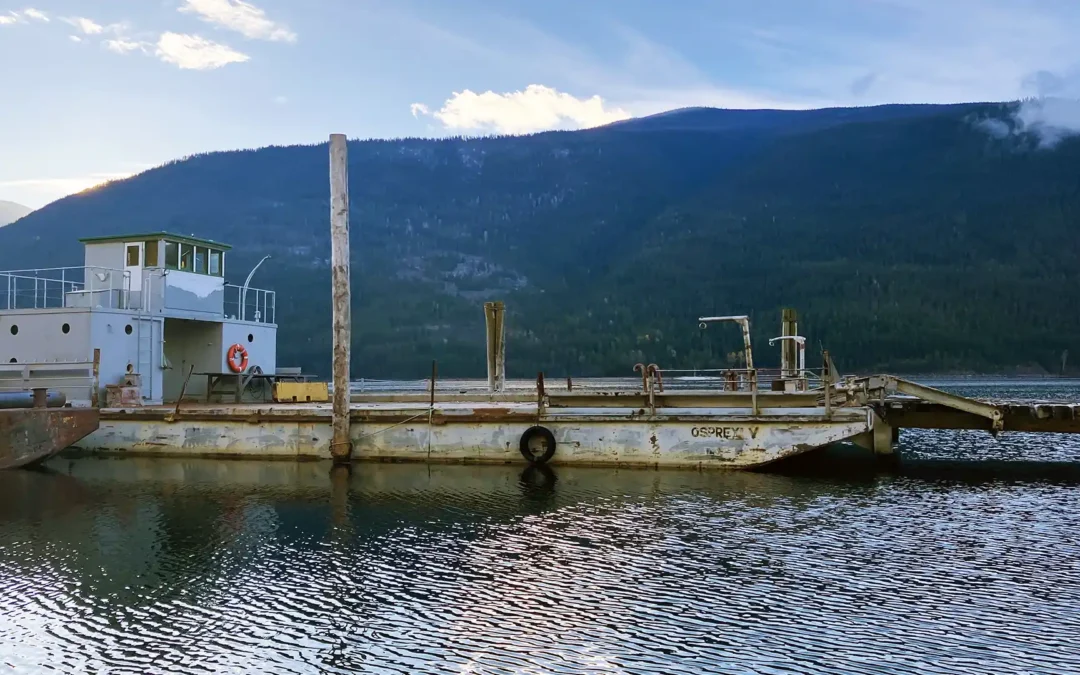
[2,382,1080,673]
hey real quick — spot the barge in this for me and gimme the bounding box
[2,233,1079,470]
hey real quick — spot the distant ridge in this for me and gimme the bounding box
[0,200,31,227]
[598,102,987,134]
[0,100,1074,378]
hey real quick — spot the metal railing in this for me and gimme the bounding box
[0,357,100,406]
[349,370,828,396]
[225,284,276,324]
[0,266,135,311]
[649,367,823,393]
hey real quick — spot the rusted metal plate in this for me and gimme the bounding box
[881,401,1080,434]
[0,408,100,469]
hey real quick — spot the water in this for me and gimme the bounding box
[2,384,1080,673]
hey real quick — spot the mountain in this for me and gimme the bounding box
[0,201,32,227]
[1,102,1078,378]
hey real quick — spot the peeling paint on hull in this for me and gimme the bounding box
[76,403,871,469]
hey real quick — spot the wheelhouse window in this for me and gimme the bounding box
[126,244,140,266]
[165,241,179,269]
[179,244,193,271]
[144,240,159,267]
[161,239,226,275]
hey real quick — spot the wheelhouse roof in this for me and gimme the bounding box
[78,232,232,251]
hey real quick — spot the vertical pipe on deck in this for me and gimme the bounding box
[329,134,352,463]
[91,348,100,408]
[484,301,506,393]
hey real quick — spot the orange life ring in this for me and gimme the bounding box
[227,343,249,373]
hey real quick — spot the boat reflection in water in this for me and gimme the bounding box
[1,453,1078,673]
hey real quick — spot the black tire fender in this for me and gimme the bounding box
[519,425,557,464]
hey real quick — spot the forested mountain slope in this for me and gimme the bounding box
[2,102,1075,377]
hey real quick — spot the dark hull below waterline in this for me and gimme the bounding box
[0,408,100,470]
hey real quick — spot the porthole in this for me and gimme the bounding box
[62,323,70,334]
[126,363,133,373]
[9,325,17,336]
[247,333,254,343]
[125,324,133,335]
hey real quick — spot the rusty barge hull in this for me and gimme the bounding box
[75,395,872,469]
[0,407,100,470]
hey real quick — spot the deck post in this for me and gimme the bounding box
[91,348,100,408]
[781,308,797,378]
[329,133,352,463]
[484,301,506,393]
[872,412,895,455]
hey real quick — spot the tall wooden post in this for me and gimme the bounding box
[484,301,505,392]
[329,134,352,463]
[781,308,798,379]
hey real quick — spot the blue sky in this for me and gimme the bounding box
[2,0,1080,207]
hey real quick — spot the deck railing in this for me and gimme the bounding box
[0,266,135,311]
[350,370,827,396]
[224,284,276,324]
[0,358,100,406]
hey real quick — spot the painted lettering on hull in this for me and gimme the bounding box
[690,426,760,441]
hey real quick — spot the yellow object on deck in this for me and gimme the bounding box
[273,382,329,403]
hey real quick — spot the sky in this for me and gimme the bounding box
[3,0,1080,208]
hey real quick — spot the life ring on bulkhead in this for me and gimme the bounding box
[519,425,557,464]
[227,343,249,373]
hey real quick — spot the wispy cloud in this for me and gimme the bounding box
[63,16,103,35]
[179,0,296,42]
[104,38,148,55]
[1,8,50,25]
[154,32,250,70]
[21,8,48,22]
[412,84,631,135]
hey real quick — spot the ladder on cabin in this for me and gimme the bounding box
[133,275,156,401]
[135,319,154,400]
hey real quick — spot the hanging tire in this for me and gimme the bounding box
[519,426,557,464]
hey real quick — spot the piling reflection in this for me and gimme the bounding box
[0,455,1078,673]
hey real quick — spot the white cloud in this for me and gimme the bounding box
[63,17,103,35]
[104,38,147,55]
[179,0,295,42]
[154,32,250,70]
[21,8,48,22]
[69,35,81,42]
[986,97,1080,148]
[1,8,49,24]
[412,84,632,135]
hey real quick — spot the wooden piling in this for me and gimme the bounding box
[484,301,506,393]
[329,134,352,463]
[781,308,798,379]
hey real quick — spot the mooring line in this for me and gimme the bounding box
[354,411,431,440]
